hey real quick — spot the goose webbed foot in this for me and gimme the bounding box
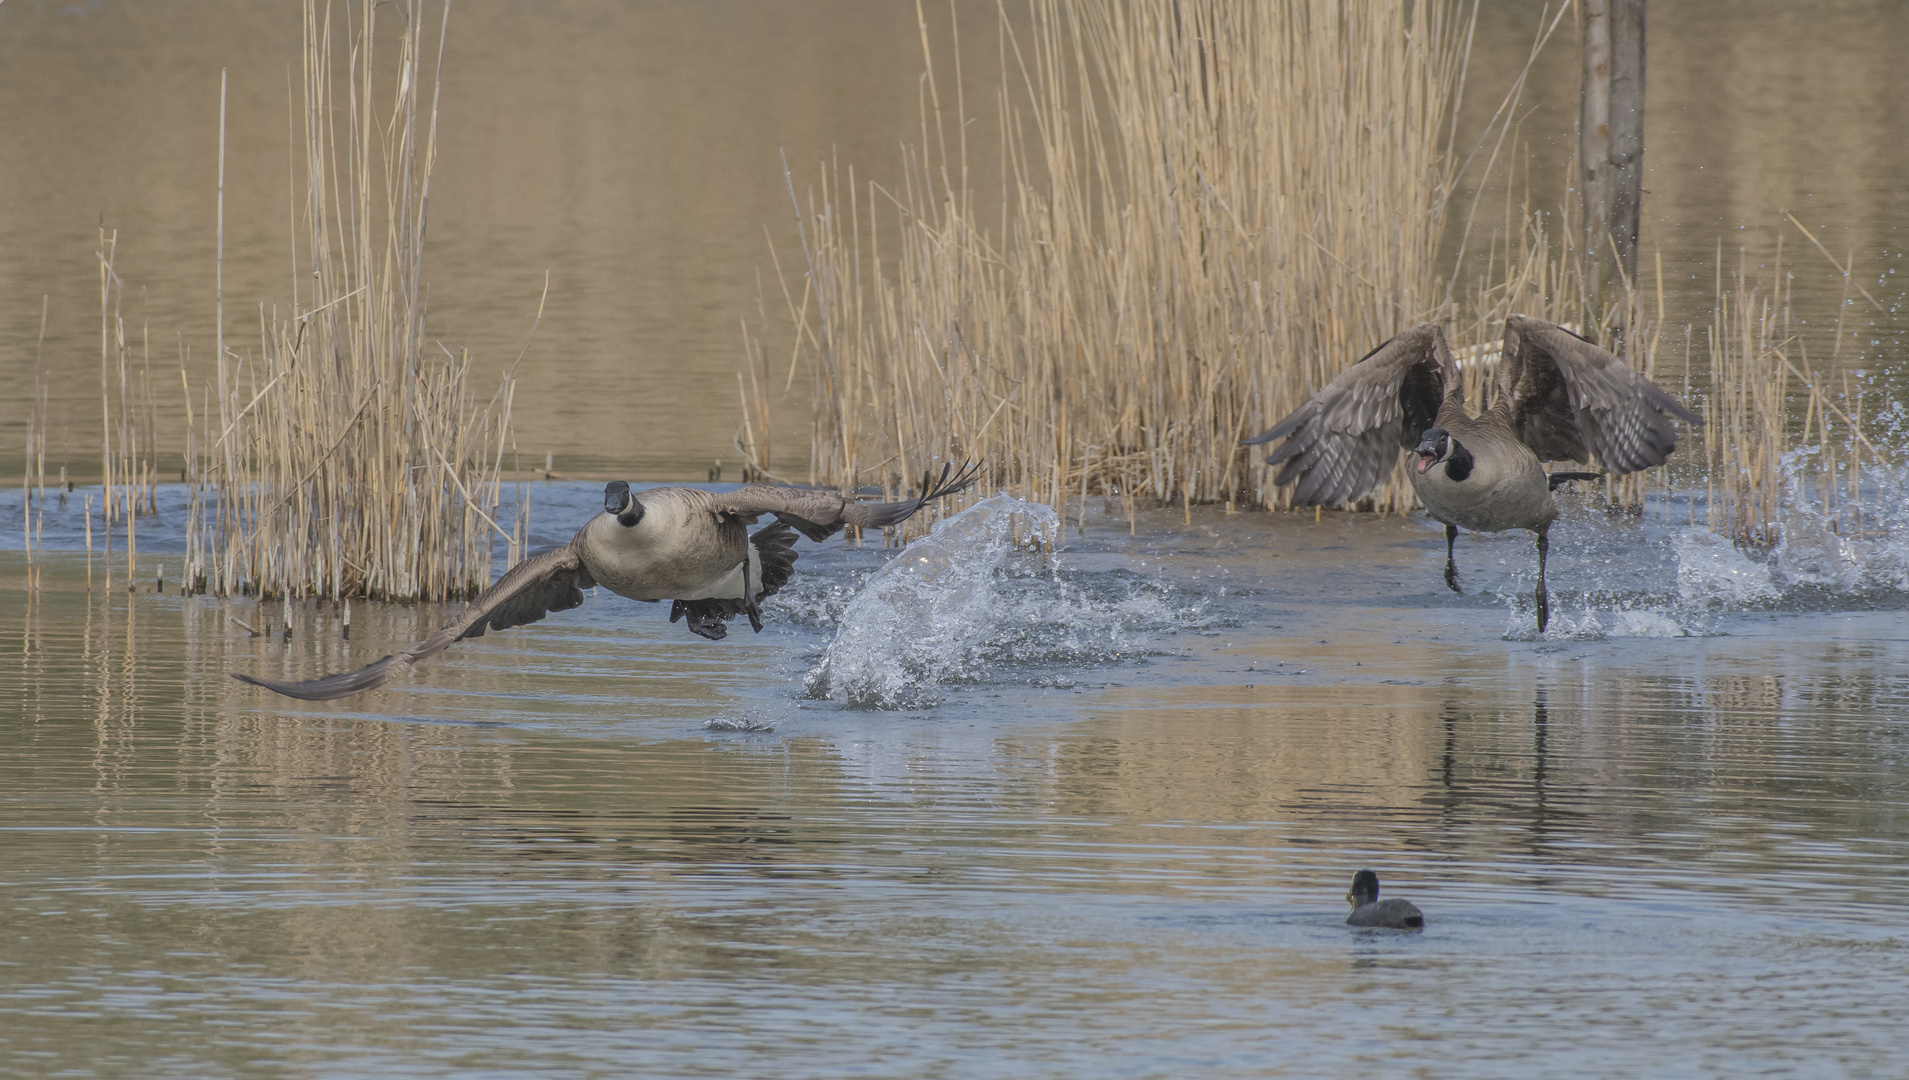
[686,613,729,640]
[670,599,730,640]
[1442,524,1462,594]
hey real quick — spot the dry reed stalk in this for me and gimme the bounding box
[22,399,34,591]
[183,0,524,601]
[1693,220,1894,546]
[1467,193,1891,547]
[745,0,1474,526]
[25,292,48,592]
[89,229,167,593]
[748,0,1892,553]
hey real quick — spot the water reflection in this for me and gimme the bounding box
[4,503,1909,1074]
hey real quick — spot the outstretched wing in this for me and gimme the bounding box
[231,540,597,701]
[1240,323,1452,506]
[1500,315,1703,473]
[705,460,981,542]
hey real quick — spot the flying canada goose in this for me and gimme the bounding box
[232,462,980,701]
[1242,315,1700,632]
[1345,870,1424,930]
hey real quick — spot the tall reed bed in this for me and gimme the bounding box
[743,0,1474,525]
[183,0,524,601]
[751,2,1894,553]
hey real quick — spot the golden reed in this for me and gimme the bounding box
[742,0,1472,529]
[183,0,525,601]
[745,0,1891,547]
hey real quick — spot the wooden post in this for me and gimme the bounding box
[1581,0,1646,337]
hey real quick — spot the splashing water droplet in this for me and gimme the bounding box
[805,495,1060,709]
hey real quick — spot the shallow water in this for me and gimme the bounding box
[4,487,1908,1078]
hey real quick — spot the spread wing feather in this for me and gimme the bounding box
[706,460,981,541]
[1500,315,1703,474]
[231,541,597,701]
[1241,324,1452,506]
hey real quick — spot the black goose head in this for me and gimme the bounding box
[1348,869,1381,909]
[1413,429,1474,482]
[603,481,644,527]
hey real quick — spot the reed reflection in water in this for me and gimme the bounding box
[4,497,1908,1076]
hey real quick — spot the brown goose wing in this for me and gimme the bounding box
[230,540,597,701]
[1241,323,1452,506]
[1500,315,1703,474]
[705,460,981,542]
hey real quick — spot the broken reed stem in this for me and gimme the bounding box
[183,0,523,601]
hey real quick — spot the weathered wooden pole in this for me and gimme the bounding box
[1580,0,1646,333]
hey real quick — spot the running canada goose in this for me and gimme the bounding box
[232,462,980,700]
[1345,870,1424,930]
[1242,315,1700,631]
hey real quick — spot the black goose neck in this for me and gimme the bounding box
[1443,440,1475,482]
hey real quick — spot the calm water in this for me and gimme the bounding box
[1,1,1905,479]
[4,485,1908,1077]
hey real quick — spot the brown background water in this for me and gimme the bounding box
[0,0,1904,480]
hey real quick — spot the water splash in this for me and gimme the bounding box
[802,495,1207,709]
[1674,528,1779,605]
[1497,461,1909,641]
[1772,456,1909,594]
[1502,596,1711,642]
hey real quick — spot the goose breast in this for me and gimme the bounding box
[1412,427,1557,533]
[580,492,749,600]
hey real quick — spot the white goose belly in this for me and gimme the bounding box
[579,506,759,601]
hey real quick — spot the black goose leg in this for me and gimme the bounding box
[1443,524,1462,593]
[742,556,764,633]
[1534,524,1551,634]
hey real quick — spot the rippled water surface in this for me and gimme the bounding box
[4,485,1908,1078]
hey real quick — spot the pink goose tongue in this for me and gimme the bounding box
[1416,454,1435,474]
